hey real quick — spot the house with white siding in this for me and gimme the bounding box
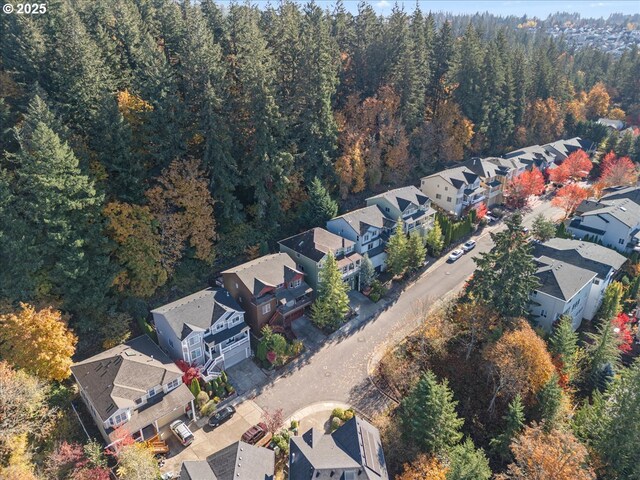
[365,186,436,234]
[420,166,484,217]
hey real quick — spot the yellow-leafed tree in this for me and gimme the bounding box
[0,304,77,381]
[397,455,448,480]
[585,82,610,119]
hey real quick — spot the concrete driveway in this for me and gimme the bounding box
[291,316,326,350]
[225,358,268,395]
[160,400,265,476]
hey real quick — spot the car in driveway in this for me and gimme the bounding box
[169,420,194,447]
[448,249,464,262]
[208,405,236,428]
[242,422,267,445]
[462,240,476,252]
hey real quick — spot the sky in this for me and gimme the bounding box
[214,1,640,18]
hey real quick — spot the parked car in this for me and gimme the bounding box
[448,249,464,262]
[169,420,194,447]
[521,226,530,234]
[462,240,476,252]
[242,422,267,445]
[485,214,497,224]
[208,405,236,428]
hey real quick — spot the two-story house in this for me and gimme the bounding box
[289,415,389,480]
[567,186,640,253]
[279,227,362,291]
[529,239,627,331]
[420,165,484,217]
[222,253,313,332]
[326,205,394,271]
[151,288,251,381]
[180,441,274,480]
[71,336,195,444]
[365,186,436,235]
[543,137,595,162]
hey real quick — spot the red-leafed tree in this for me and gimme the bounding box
[613,313,635,353]
[598,151,638,187]
[549,150,593,184]
[504,168,546,208]
[175,360,201,386]
[552,184,591,218]
[475,202,488,221]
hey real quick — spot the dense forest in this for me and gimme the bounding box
[1,0,639,350]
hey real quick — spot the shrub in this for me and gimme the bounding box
[201,400,217,416]
[196,391,209,409]
[213,396,220,403]
[332,408,345,419]
[190,378,201,397]
[331,417,342,432]
[290,340,304,356]
[225,384,235,395]
[220,371,228,383]
[343,408,355,421]
[290,420,299,430]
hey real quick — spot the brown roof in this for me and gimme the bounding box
[222,253,304,296]
[279,228,355,263]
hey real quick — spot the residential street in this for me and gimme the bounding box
[253,199,564,418]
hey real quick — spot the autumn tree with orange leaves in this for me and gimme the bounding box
[585,82,610,120]
[145,158,216,272]
[397,455,448,480]
[0,303,77,381]
[598,151,638,187]
[504,168,546,208]
[549,150,593,184]
[497,424,596,480]
[484,320,555,413]
[552,184,591,218]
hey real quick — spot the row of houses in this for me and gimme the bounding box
[69,135,604,470]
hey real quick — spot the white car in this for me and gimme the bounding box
[462,240,476,252]
[448,249,464,262]
[170,420,194,447]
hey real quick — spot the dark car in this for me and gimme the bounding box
[242,422,267,445]
[208,405,236,428]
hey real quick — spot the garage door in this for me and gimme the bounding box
[224,346,250,369]
[156,406,187,429]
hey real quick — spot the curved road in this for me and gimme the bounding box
[253,200,564,417]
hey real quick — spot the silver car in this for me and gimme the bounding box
[448,249,464,262]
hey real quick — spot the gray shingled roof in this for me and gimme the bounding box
[580,198,640,228]
[279,228,354,263]
[289,416,388,480]
[533,238,627,280]
[151,288,243,341]
[208,441,274,480]
[331,205,392,235]
[180,461,217,480]
[601,185,640,204]
[222,253,304,296]
[71,336,182,422]
[366,186,430,212]
[534,257,597,301]
[543,137,593,160]
[423,165,479,190]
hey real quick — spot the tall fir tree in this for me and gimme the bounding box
[359,254,376,291]
[466,213,539,317]
[490,394,525,463]
[311,252,350,331]
[585,319,621,391]
[549,315,580,382]
[537,374,565,432]
[407,231,427,271]
[401,370,464,454]
[447,438,492,480]
[386,219,409,277]
[300,178,339,228]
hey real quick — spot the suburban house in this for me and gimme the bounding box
[151,288,251,381]
[420,165,485,217]
[222,253,313,332]
[460,157,513,207]
[365,185,436,234]
[502,144,557,172]
[279,227,363,291]
[326,205,393,271]
[289,416,388,480]
[529,239,627,330]
[597,118,624,130]
[567,186,640,253]
[543,137,595,161]
[180,442,274,480]
[71,336,195,444]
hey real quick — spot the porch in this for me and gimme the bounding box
[201,328,251,381]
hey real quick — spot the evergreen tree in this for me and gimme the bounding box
[537,374,564,432]
[428,21,454,111]
[425,219,445,256]
[401,370,464,454]
[585,319,621,391]
[407,231,427,271]
[386,219,409,277]
[549,315,580,382]
[490,394,525,463]
[359,254,376,291]
[466,214,539,317]
[596,281,624,324]
[352,3,385,97]
[300,178,339,228]
[531,213,556,242]
[311,252,350,331]
[454,24,484,125]
[446,438,492,480]
[0,97,113,327]
[574,358,640,480]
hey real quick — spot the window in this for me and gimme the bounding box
[166,378,180,391]
[447,196,452,202]
[364,235,369,242]
[135,397,143,405]
[368,243,373,251]
[444,186,448,191]
[436,193,442,199]
[112,412,128,426]
[619,238,625,245]
[262,303,271,315]
[594,278,600,285]
[191,348,202,360]
[540,310,547,318]
[188,335,199,346]
[291,279,302,288]
[147,387,157,398]
[216,322,225,331]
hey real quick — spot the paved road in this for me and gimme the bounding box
[253,200,564,417]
